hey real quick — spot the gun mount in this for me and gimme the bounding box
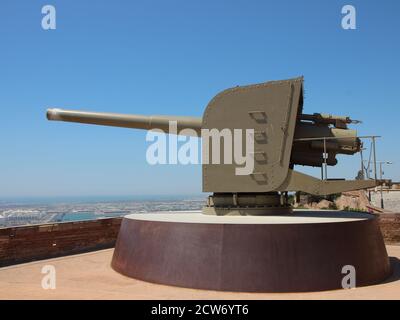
[46,77,376,215]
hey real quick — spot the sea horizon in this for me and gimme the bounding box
[0,194,206,206]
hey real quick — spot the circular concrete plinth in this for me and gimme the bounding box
[111,210,391,292]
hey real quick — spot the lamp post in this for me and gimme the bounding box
[379,161,393,209]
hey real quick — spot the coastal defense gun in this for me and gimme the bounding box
[46,77,376,215]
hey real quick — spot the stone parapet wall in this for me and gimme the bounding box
[0,217,122,267]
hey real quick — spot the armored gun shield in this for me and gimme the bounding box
[202,77,303,193]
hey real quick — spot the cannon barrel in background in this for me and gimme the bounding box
[46,108,360,167]
[299,113,361,126]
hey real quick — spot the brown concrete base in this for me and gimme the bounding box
[111,211,392,293]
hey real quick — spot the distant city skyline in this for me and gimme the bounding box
[1,0,399,197]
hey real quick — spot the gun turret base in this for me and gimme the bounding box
[202,192,292,216]
[111,211,391,292]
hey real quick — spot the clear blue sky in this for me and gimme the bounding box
[1,0,399,198]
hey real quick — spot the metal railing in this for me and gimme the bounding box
[294,135,381,181]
